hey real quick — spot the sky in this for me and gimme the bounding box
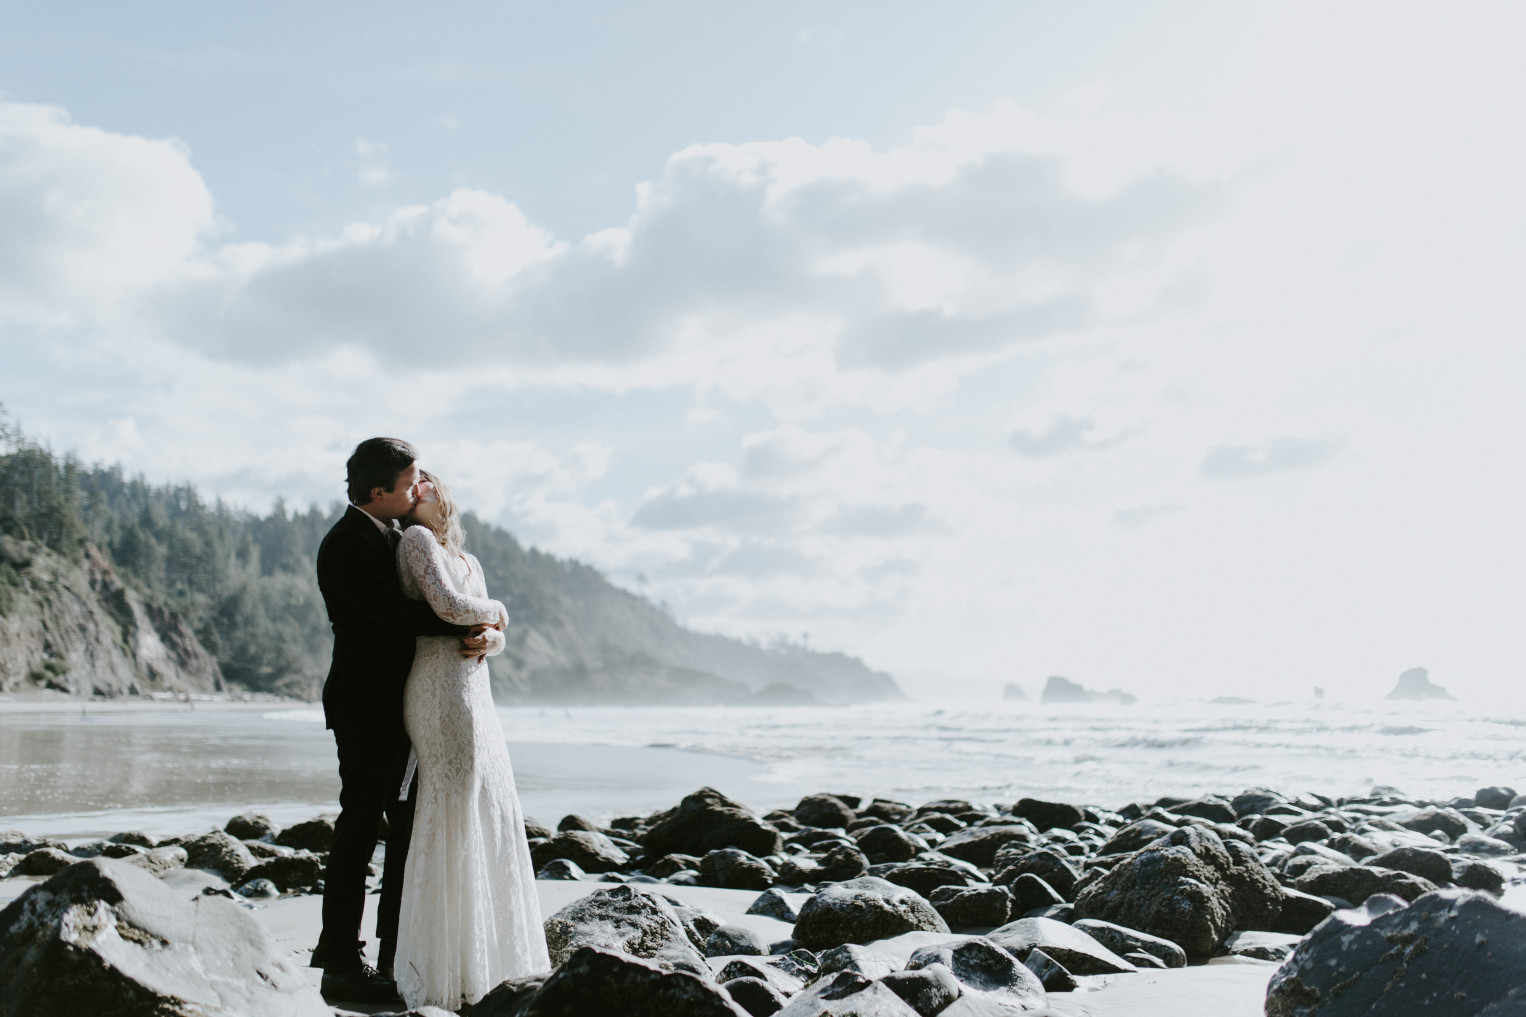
[2,2,1524,703]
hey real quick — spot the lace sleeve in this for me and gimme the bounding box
[398,527,507,628]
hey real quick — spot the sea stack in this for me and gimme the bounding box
[1002,683,1029,702]
[1040,676,1137,706]
[1385,667,1456,701]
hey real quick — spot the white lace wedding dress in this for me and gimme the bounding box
[392,525,550,1010]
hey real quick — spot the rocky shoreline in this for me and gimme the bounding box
[3,782,1526,1015]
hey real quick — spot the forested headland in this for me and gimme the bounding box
[0,413,900,704]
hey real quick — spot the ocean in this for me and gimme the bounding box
[1,698,1522,840]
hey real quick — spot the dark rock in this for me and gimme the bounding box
[661,894,725,953]
[643,788,784,859]
[724,976,788,1017]
[273,815,336,853]
[936,826,1034,868]
[0,857,328,1016]
[244,840,282,859]
[859,800,914,824]
[1231,790,1286,817]
[234,877,280,899]
[1070,918,1186,968]
[1294,864,1439,904]
[523,816,553,840]
[122,845,188,877]
[1098,819,1175,855]
[1474,786,1517,811]
[11,848,76,877]
[880,864,973,899]
[536,858,586,880]
[854,825,926,864]
[1266,889,1526,1017]
[1383,665,1455,700]
[541,884,707,972]
[1456,832,1516,856]
[816,943,901,981]
[905,935,1047,1007]
[532,830,630,874]
[795,795,857,830]
[1369,845,1452,885]
[774,970,918,1016]
[717,956,811,996]
[1126,950,1167,969]
[815,844,870,883]
[880,963,961,1017]
[1222,930,1300,962]
[1009,873,1065,914]
[467,973,547,1016]
[915,813,967,835]
[1073,825,1279,958]
[521,946,746,1017]
[707,924,770,958]
[1326,833,1378,860]
[1271,887,1337,935]
[242,850,324,892]
[929,886,1013,927]
[557,813,600,832]
[181,829,258,882]
[647,853,704,878]
[1169,797,1238,825]
[987,916,1135,975]
[1021,903,1073,923]
[700,848,778,891]
[1453,860,1506,895]
[746,888,802,923]
[225,813,278,840]
[1395,806,1472,841]
[1011,798,1083,832]
[1248,816,1289,841]
[1022,948,1076,992]
[993,849,1079,899]
[1281,820,1334,845]
[793,877,949,951]
[108,831,157,847]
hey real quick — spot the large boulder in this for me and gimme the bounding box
[643,788,783,859]
[1010,798,1084,832]
[993,848,1079,898]
[1070,918,1186,968]
[0,857,329,1017]
[1368,846,1452,886]
[541,884,707,972]
[699,849,778,891]
[935,826,1034,868]
[793,877,950,951]
[182,829,259,882]
[531,830,630,874]
[272,816,336,853]
[855,825,926,864]
[905,936,1047,1009]
[794,795,857,830]
[241,851,324,893]
[1293,864,1438,904]
[880,964,962,1016]
[521,947,747,1017]
[986,917,1136,975]
[1266,890,1526,1016]
[879,864,973,899]
[1073,826,1280,959]
[929,886,1013,928]
[225,813,279,841]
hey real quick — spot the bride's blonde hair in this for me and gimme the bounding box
[417,469,465,557]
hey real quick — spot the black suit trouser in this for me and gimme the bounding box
[317,723,416,968]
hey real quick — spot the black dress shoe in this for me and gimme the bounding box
[320,963,401,1004]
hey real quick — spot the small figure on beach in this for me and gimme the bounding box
[309,437,537,1004]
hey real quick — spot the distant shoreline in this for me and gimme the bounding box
[0,690,310,714]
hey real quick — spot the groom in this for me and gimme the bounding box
[309,437,489,1002]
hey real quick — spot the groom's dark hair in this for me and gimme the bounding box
[346,437,418,504]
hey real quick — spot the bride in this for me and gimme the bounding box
[391,470,550,1009]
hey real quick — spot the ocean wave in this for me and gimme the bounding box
[261,708,324,723]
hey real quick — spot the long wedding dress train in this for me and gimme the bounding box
[392,525,550,1010]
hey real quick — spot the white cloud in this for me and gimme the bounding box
[1199,435,1346,481]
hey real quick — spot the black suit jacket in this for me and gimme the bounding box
[316,505,464,734]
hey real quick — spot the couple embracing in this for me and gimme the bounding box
[308,437,549,1009]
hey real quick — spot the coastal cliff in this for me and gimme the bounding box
[0,423,899,705]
